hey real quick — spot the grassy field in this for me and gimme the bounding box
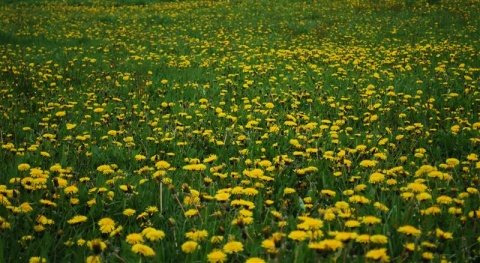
[0,0,479,262]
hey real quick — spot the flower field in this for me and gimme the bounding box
[0,0,479,262]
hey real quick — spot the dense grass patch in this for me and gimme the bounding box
[0,0,479,262]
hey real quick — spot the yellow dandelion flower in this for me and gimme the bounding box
[86,255,102,263]
[246,257,265,263]
[359,160,377,167]
[398,225,422,236]
[356,234,371,244]
[332,231,358,242]
[223,241,244,254]
[68,215,88,225]
[345,220,361,228]
[416,192,432,201]
[98,218,115,234]
[407,183,428,193]
[28,257,47,263]
[207,249,227,263]
[155,160,171,169]
[283,187,296,195]
[185,229,209,241]
[370,235,388,244]
[369,172,385,183]
[365,248,390,262]
[215,192,231,202]
[184,209,199,217]
[18,163,31,171]
[182,241,200,254]
[288,230,309,241]
[131,243,156,257]
[308,239,343,251]
[123,208,136,217]
[126,233,144,244]
[141,227,165,241]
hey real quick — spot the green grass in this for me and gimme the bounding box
[0,0,479,262]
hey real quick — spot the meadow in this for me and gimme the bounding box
[0,0,479,262]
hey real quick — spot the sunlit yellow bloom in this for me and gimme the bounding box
[68,215,88,225]
[126,233,144,244]
[349,195,370,204]
[185,229,209,241]
[288,230,309,241]
[435,228,453,240]
[207,249,227,263]
[407,183,428,193]
[370,235,388,244]
[215,192,230,202]
[223,241,244,254]
[121,208,136,217]
[404,242,420,252]
[283,188,296,195]
[421,206,442,215]
[356,234,370,243]
[132,243,155,257]
[184,209,199,217]
[359,160,377,167]
[155,160,171,169]
[345,220,361,228]
[416,192,432,201]
[98,218,115,234]
[182,241,200,253]
[18,163,31,171]
[86,255,101,263]
[308,239,343,251]
[365,248,390,262]
[29,257,47,263]
[369,172,385,183]
[398,225,421,236]
[246,257,265,263]
[332,231,358,241]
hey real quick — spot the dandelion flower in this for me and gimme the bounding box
[365,248,390,262]
[246,257,265,263]
[98,218,115,234]
[223,241,244,254]
[356,234,371,244]
[126,233,144,244]
[308,239,343,251]
[288,230,309,241]
[370,235,388,244]
[182,241,200,253]
[155,160,171,169]
[185,229,209,241]
[132,243,156,257]
[207,250,227,263]
[68,215,88,225]
[369,172,385,183]
[283,188,296,195]
[64,185,79,195]
[123,208,136,217]
[86,255,101,263]
[141,227,165,241]
[28,257,46,263]
[345,220,361,228]
[18,163,31,171]
[397,225,422,236]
